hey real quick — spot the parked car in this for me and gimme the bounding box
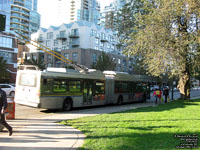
[0,84,15,97]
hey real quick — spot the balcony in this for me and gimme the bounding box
[21,11,29,16]
[69,32,79,38]
[37,37,44,42]
[10,19,20,24]
[56,34,67,40]
[11,7,21,12]
[69,39,80,46]
[101,36,108,42]
[14,0,24,6]
[11,13,21,18]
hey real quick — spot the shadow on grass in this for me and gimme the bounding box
[78,132,199,150]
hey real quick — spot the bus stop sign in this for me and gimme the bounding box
[0,14,6,32]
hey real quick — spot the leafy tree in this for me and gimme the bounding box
[91,52,116,71]
[23,54,46,70]
[125,0,200,99]
[0,56,10,83]
[114,0,144,44]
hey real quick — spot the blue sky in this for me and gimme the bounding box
[38,0,114,28]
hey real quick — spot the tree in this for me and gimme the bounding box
[114,0,144,44]
[23,54,46,70]
[125,0,200,99]
[91,52,116,71]
[0,56,10,83]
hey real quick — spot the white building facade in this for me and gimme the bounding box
[29,21,134,73]
[34,21,120,54]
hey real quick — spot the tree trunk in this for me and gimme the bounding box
[177,71,190,100]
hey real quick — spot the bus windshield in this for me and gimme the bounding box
[19,73,37,87]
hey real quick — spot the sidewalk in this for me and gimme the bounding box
[1,96,199,150]
[0,116,85,150]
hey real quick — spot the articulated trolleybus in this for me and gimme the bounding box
[15,66,150,111]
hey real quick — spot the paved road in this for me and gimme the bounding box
[15,90,200,119]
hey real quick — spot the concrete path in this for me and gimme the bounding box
[0,96,199,150]
[0,117,85,150]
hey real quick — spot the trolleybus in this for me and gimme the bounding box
[15,67,150,111]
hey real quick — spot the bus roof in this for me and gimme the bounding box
[17,68,106,80]
[103,71,151,82]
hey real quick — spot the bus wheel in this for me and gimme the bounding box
[62,99,72,111]
[117,96,123,105]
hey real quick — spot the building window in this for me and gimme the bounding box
[62,46,68,50]
[101,33,105,39]
[47,63,53,67]
[0,52,14,63]
[71,29,78,35]
[95,38,99,45]
[47,32,53,39]
[107,43,110,49]
[64,53,69,59]
[123,59,126,66]
[46,40,50,47]
[54,47,58,51]
[95,46,99,50]
[54,40,58,46]
[62,39,67,45]
[111,44,114,50]
[0,37,12,48]
[72,52,78,62]
[47,54,53,61]
[92,53,97,65]
[91,29,96,36]
[118,59,121,64]
[60,31,66,36]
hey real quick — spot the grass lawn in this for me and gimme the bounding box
[61,99,200,150]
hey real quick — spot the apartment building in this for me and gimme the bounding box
[29,20,133,73]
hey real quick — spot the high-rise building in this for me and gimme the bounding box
[70,0,100,24]
[10,0,40,37]
[0,0,18,83]
[99,0,126,29]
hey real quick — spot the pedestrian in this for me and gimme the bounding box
[0,87,13,136]
[153,89,160,104]
[163,87,169,103]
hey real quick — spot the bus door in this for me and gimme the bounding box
[83,80,94,104]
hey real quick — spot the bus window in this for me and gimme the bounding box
[136,83,147,92]
[95,81,105,94]
[53,80,67,93]
[115,81,128,93]
[121,82,128,93]
[114,81,120,93]
[69,81,81,93]
[42,78,53,94]
[19,73,37,87]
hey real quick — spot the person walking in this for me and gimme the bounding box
[153,89,161,104]
[163,87,169,103]
[0,87,13,136]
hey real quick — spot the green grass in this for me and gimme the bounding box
[61,99,200,150]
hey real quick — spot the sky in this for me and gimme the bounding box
[37,0,114,28]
